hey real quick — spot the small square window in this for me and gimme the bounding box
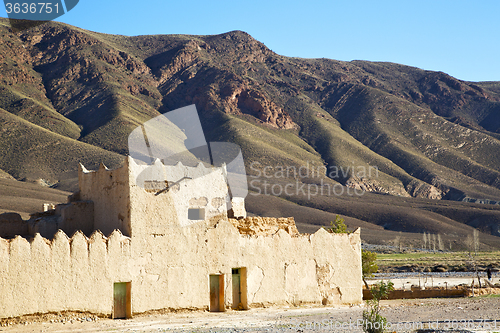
[188,208,205,220]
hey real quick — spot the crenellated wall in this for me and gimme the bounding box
[0,158,362,319]
[0,223,361,318]
[0,230,131,319]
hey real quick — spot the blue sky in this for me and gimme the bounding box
[2,0,499,82]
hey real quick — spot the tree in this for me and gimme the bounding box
[326,215,349,233]
[465,233,474,253]
[473,229,479,255]
[465,230,482,288]
[437,234,443,251]
[362,250,378,289]
[362,281,394,333]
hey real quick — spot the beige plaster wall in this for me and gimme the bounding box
[128,218,362,313]
[58,201,95,237]
[79,163,131,237]
[0,230,131,319]
[0,219,361,319]
[27,201,94,240]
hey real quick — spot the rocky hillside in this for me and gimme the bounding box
[1,18,500,249]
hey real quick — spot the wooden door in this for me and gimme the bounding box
[209,274,224,312]
[113,282,131,319]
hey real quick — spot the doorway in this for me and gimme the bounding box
[209,274,225,312]
[113,282,131,319]
[231,267,247,309]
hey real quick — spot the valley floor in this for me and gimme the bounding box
[368,272,500,289]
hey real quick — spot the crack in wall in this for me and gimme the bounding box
[249,266,264,304]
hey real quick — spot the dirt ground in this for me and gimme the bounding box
[1,297,499,333]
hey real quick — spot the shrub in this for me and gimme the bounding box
[327,215,349,233]
[362,250,378,289]
[362,281,394,333]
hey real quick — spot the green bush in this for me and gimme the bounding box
[327,215,349,233]
[362,281,394,333]
[362,250,378,288]
[362,309,389,333]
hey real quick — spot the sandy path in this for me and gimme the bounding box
[1,297,500,333]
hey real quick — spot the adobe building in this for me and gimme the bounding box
[0,157,362,319]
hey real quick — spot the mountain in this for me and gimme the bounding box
[1,18,500,249]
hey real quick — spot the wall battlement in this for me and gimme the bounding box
[79,158,224,187]
[0,230,131,318]
[129,158,225,187]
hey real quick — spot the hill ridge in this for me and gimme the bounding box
[1,18,500,248]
